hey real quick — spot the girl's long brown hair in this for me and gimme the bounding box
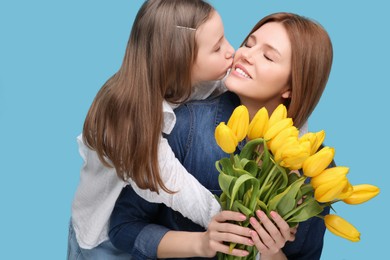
[83,0,213,193]
[241,13,333,128]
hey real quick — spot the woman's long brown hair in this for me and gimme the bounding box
[82,0,213,193]
[241,13,333,128]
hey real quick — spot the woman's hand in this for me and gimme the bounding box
[249,210,297,259]
[200,210,255,258]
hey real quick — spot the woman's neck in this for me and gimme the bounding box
[238,96,281,120]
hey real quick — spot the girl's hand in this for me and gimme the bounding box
[200,210,254,258]
[249,210,297,258]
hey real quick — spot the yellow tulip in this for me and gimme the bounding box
[312,130,326,154]
[343,184,380,205]
[227,105,249,142]
[299,132,315,144]
[247,107,269,140]
[264,118,293,141]
[274,139,310,170]
[300,130,326,155]
[310,166,349,189]
[274,137,299,163]
[314,178,348,202]
[269,126,299,154]
[302,147,335,177]
[215,122,238,154]
[325,214,360,242]
[267,104,287,129]
[337,181,354,200]
[280,154,309,170]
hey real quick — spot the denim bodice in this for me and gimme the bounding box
[165,91,241,195]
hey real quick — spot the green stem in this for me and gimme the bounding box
[258,164,278,199]
[263,173,282,203]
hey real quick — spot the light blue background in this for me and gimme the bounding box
[0,0,388,259]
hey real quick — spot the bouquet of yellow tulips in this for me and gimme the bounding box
[214,104,380,259]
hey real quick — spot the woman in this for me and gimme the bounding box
[110,12,333,259]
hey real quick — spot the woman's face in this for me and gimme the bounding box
[192,11,234,84]
[225,22,292,114]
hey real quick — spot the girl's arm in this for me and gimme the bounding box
[109,185,252,259]
[157,211,253,258]
[128,136,221,228]
[127,81,226,229]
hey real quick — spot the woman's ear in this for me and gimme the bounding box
[281,89,291,99]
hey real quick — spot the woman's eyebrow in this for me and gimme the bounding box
[249,34,281,57]
[264,44,281,57]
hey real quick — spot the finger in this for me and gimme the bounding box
[211,221,253,237]
[249,229,269,253]
[213,210,247,223]
[256,211,284,247]
[269,211,293,241]
[212,242,250,257]
[212,231,255,247]
[249,216,275,249]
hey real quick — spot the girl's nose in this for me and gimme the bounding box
[225,51,234,59]
[225,44,235,59]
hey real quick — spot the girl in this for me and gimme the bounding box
[68,0,234,258]
[110,12,333,260]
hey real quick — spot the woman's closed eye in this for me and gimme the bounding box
[264,54,274,62]
[244,42,253,48]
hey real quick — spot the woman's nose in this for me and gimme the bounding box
[240,48,254,64]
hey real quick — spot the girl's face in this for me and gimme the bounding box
[225,22,292,116]
[191,11,234,85]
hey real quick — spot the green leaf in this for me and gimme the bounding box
[239,138,264,159]
[233,154,242,169]
[259,182,273,201]
[241,159,259,177]
[256,199,269,214]
[286,197,324,223]
[268,177,305,217]
[218,173,236,199]
[248,180,260,211]
[287,171,300,186]
[216,158,234,176]
[243,186,253,206]
[230,174,256,208]
[232,200,253,217]
[263,173,284,203]
[300,183,314,197]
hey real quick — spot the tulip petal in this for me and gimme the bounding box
[268,104,287,129]
[264,118,293,141]
[325,214,360,242]
[315,179,348,202]
[310,166,349,189]
[302,147,335,177]
[215,122,238,154]
[247,107,269,139]
[343,184,380,205]
[227,105,249,142]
